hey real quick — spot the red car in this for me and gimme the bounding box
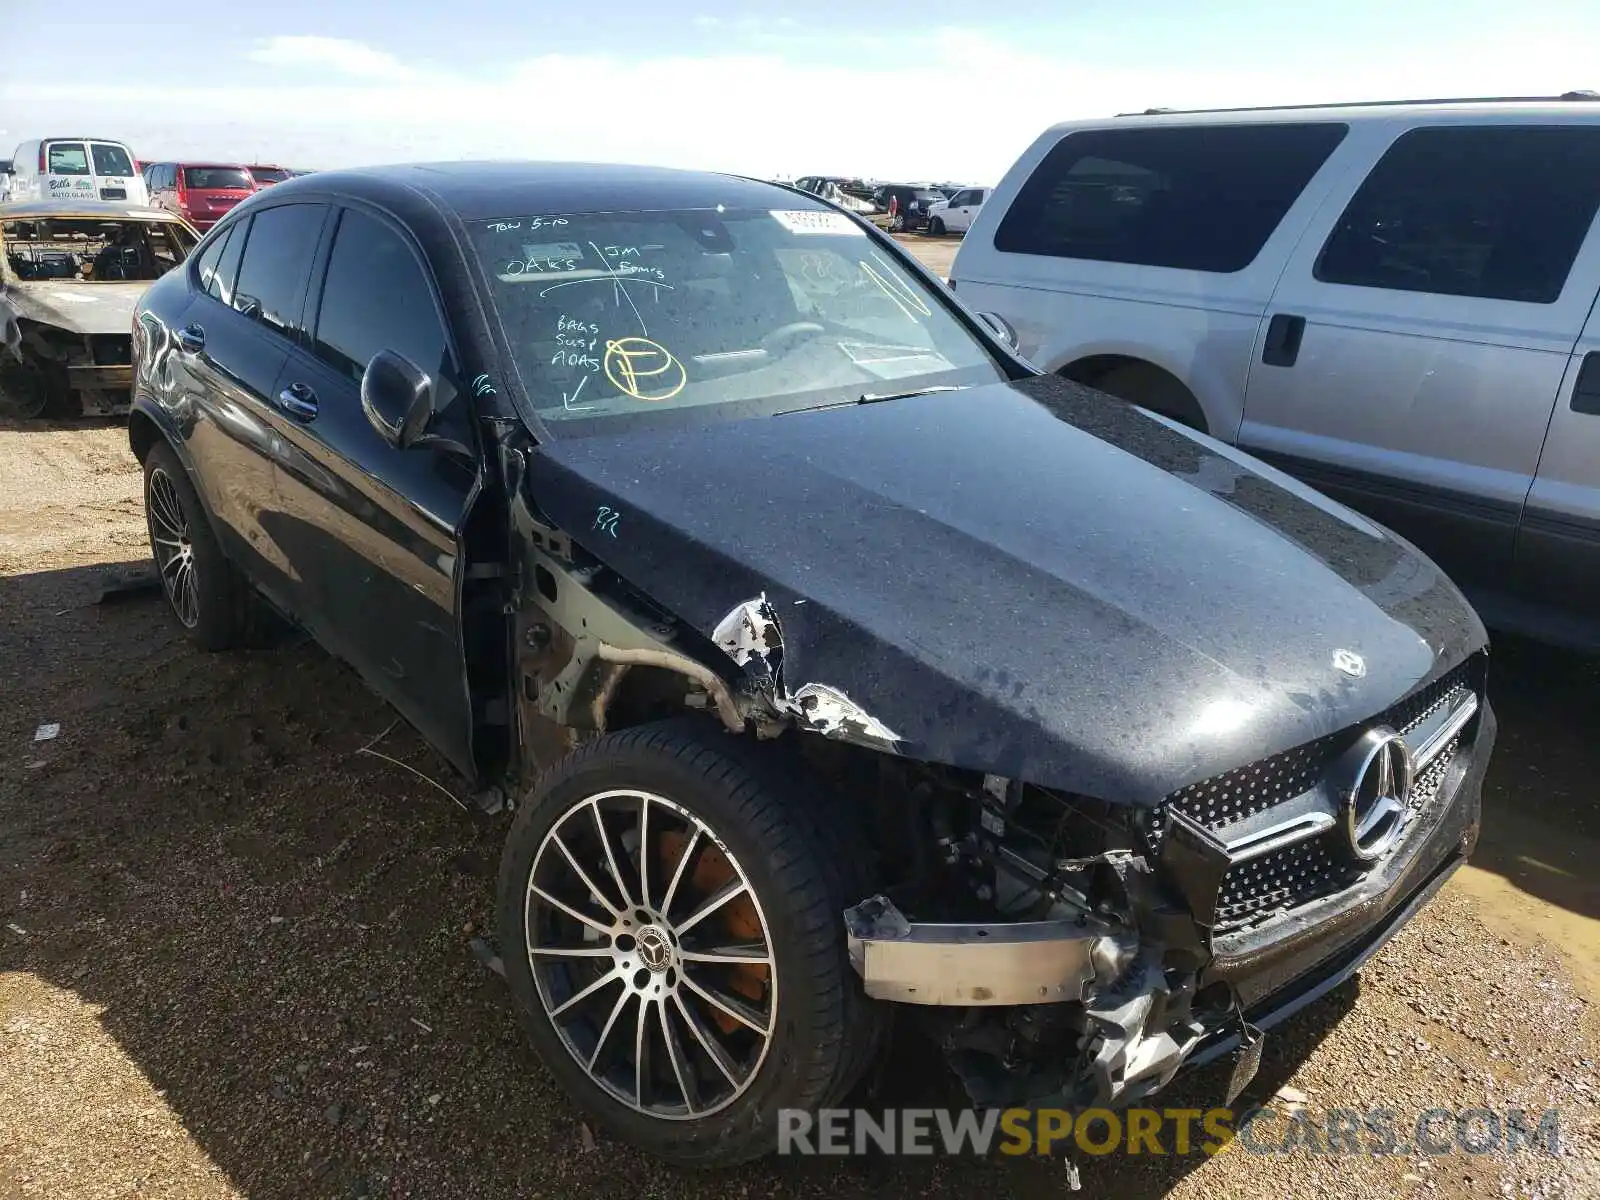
[245,164,294,187]
[143,162,256,231]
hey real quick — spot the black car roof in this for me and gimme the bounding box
[257,161,827,222]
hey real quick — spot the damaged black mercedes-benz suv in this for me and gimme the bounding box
[127,162,1494,1166]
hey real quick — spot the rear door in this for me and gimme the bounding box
[41,140,98,203]
[268,203,480,777]
[172,204,330,607]
[1517,279,1600,639]
[1240,123,1600,591]
[88,141,143,203]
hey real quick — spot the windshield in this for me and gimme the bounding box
[471,206,1006,432]
[185,166,253,190]
[249,167,291,184]
[3,217,198,283]
[91,143,135,177]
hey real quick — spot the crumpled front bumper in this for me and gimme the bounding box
[843,702,1493,1106]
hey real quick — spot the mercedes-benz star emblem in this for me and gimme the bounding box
[636,925,673,973]
[1332,649,1367,678]
[1340,727,1413,861]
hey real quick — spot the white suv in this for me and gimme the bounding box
[951,95,1600,650]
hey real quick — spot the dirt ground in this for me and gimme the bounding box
[2,259,1598,1198]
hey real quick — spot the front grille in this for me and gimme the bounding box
[1153,660,1479,934]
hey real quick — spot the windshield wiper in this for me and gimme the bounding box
[775,384,965,416]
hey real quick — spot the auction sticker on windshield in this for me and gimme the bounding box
[770,210,864,236]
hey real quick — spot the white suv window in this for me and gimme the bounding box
[1315,125,1600,304]
[994,123,1348,272]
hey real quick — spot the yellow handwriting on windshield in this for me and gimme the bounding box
[603,337,687,402]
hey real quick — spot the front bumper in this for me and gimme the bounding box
[847,700,1493,1107]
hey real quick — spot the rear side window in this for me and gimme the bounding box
[994,123,1348,272]
[313,208,448,383]
[1315,126,1600,304]
[46,142,90,175]
[231,204,327,335]
[210,220,248,304]
[194,225,233,296]
[90,143,134,177]
[185,166,254,190]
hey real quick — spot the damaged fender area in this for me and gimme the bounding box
[712,595,899,746]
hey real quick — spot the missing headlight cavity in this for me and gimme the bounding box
[713,594,898,744]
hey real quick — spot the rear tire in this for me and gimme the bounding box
[142,441,257,650]
[497,721,884,1166]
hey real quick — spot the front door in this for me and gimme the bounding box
[1239,123,1600,593]
[267,203,480,778]
[946,189,984,233]
[1516,285,1600,643]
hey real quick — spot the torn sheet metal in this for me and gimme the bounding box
[0,281,147,336]
[714,594,899,745]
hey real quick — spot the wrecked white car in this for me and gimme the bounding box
[0,201,198,417]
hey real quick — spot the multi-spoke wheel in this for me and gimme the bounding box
[147,465,198,628]
[527,789,776,1119]
[499,723,885,1165]
[140,441,257,650]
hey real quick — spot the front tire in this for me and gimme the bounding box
[929,217,946,236]
[497,722,882,1166]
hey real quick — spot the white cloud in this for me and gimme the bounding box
[5,28,1599,183]
[246,36,414,81]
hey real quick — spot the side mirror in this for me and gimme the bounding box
[977,311,1019,352]
[361,350,435,449]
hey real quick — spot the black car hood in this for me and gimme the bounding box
[526,376,1485,805]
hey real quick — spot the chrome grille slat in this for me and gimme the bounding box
[1152,663,1478,934]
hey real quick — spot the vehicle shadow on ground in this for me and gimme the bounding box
[0,559,1532,1198]
[0,414,126,435]
[1472,634,1600,924]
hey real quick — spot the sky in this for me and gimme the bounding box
[4,0,1599,184]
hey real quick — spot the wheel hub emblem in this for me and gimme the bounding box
[636,924,672,972]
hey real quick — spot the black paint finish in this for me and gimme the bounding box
[529,375,1486,805]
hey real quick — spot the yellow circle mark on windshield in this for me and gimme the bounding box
[603,337,686,402]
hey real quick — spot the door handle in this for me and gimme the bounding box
[175,324,205,354]
[276,382,319,421]
[1572,351,1600,416]
[1262,313,1306,368]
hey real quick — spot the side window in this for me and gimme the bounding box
[231,204,328,336]
[193,225,232,293]
[1315,126,1600,304]
[209,219,248,304]
[974,189,987,205]
[313,208,449,384]
[994,122,1349,272]
[46,142,90,175]
[951,190,975,207]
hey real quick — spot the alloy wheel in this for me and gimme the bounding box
[524,789,778,1120]
[147,467,198,627]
